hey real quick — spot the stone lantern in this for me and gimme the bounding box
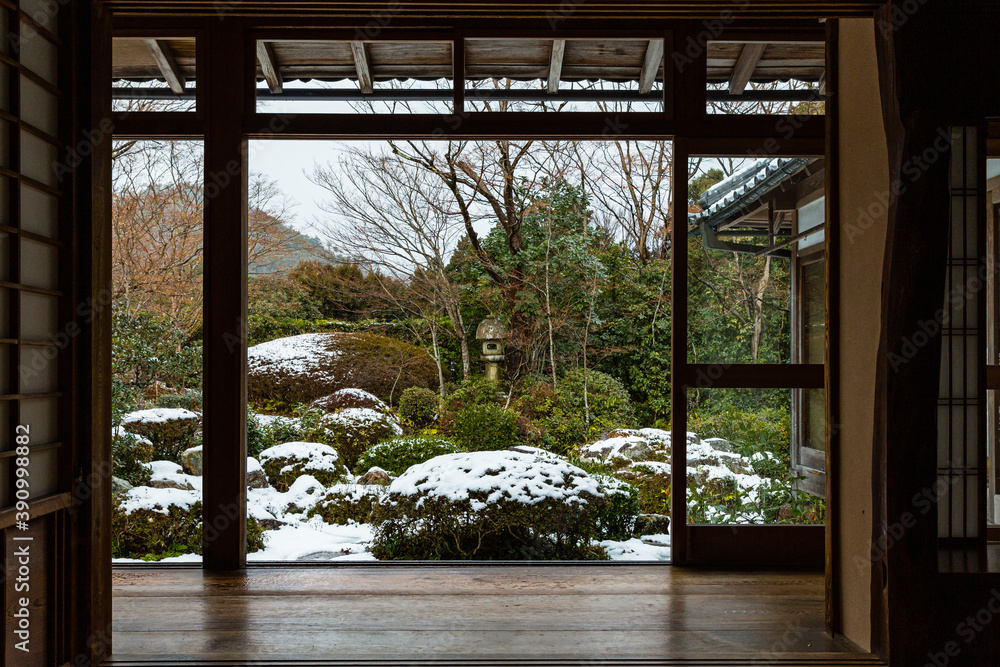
[476,317,509,382]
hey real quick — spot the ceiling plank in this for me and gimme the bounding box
[638,39,663,94]
[351,41,373,94]
[256,40,283,94]
[728,43,766,95]
[547,39,565,94]
[143,39,186,94]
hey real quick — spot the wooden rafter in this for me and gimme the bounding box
[547,39,565,94]
[143,38,186,95]
[256,40,283,94]
[350,41,373,94]
[638,39,663,94]
[728,42,766,95]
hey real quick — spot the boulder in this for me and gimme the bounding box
[111,476,133,495]
[633,513,671,536]
[703,437,735,453]
[247,331,442,407]
[180,445,203,476]
[246,457,269,489]
[150,479,195,491]
[356,467,392,485]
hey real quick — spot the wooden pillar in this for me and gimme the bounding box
[670,135,689,565]
[202,18,248,570]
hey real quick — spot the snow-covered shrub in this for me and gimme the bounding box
[246,332,441,410]
[258,441,352,492]
[120,408,201,462]
[370,451,621,560]
[592,475,641,540]
[310,388,389,414]
[451,404,520,452]
[356,435,461,476]
[398,387,439,429]
[301,408,403,471]
[112,488,265,560]
[112,426,154,487]
[308,484,388,525]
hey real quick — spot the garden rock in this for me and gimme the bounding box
[180,445,203,476]
[150,479,195,491]
[633,513,671,536]
[246,457,269,489]
[356,467,391,485]
[111,476,133,495]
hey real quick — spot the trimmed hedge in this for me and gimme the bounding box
[398,387,439,429]
[451,404,520,452]
[355,436,461,477]
[258,442,352,492]
[300,408,403,472]
[247,332,443,411]
[307,485,388,525]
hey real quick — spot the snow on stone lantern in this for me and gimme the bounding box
[476,317,508,382]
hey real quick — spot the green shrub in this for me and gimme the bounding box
[258,441,352,491]
[112,427,154,487]
[512,370,635,455]
[452,404,520,451]
[308,485,388,525]
[444,377,508,413]
[398,387,439,429]
[370,451,618,560]
[300,408,403,471]
[356,436,461,476]
[119,408,201,462]
[155,390,203,412]
[593,475,641,540]
[112,493,266,560]
[687,405,791,472]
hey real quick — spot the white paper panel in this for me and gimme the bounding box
[20,183,57,238]
[26,446,58,497]
[20,291,57,339]
[19,346,55,394]
[20,238,58,290]
[20,129,58,187]
[18,24,58,85]
[19,1,57,36]
[20,76,58,137]
[20,396,57,445]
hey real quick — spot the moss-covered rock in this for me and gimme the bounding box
[258,441,352,492]
[247,332,442,410]
[370,450,632,560]
[355,435,461,477]
[119,408,201,462]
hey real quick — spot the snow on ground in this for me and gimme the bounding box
[600,536,671,561]
[121,407,200,424]
[247,521,376,561]
[247,332,338,376]
[118,485,200,515]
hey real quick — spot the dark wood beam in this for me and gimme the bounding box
[728,42,766,95]
[546,39,565,95]
[638,39,663,94]
[143,38,186,94]
[350,41,372,94]
[202,18,248,571]
[256,40,282,94]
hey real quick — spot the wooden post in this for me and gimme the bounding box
[202,18,248,570]
[670,135,689,565]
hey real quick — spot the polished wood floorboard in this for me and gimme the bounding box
[108,566,881,666]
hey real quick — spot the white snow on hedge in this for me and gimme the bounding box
[248,474,328,521]
[121,407,200,425]
[324,407,403,431]
[247,333,337,376]
[390,450,605,512]
[258,441,344,473]
[581,427,694,461]
[252,413,299,429]
[331,388,388,409]
[118,485,200,515]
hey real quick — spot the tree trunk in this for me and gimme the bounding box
[750,255,772,361]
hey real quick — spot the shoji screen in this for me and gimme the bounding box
[937,126,986,541]
[0,1,67,664]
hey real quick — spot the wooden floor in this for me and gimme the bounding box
[108,566,881,666]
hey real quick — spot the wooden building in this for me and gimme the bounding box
[0,0,998,665]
